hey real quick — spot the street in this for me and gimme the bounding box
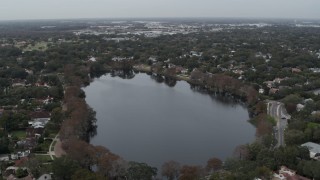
[267,101,290,147]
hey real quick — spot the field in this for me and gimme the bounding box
[23,42,48,52]
[35,154,53,163]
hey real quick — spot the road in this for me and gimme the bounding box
[267,101,290,147]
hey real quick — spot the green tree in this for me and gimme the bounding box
[71,169,105,180]
[52,156,81,180]
[16,168,28,178]
[126,162,157,180]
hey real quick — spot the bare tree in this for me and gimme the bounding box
[179,165,204,180]
[206,157,222,173]
[161,160,181,180]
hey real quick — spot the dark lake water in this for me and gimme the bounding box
[84,72,255,168]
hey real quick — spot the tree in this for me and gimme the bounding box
[206,157,222,173]
[282,94,302,106]
[256,118,273,137]
[210,171,235,180]
[179,165,204,180]
[161,160,181,180]
[71,169,104,180]
[16,168,28,178]
[51,107,63,124]
[284,129,306,145]
[254,166,272,179]
[52,156,81,180]
[23,158,42,178]
[94,146,121,178]
[126,161,157,180]
[233,145,249,160]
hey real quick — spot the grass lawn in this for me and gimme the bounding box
[23,42,48,52]
[35,154,53,163]
[11,130,26,139]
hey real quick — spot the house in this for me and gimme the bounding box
[41,96,54,105]
[279,166,295,176]
[4,166,32,180]
[10,154,19,160]
[15,157,29,167]
[24,69,33,75]
[0,154,9,161]
[273,173,286,180]
[181,69,188,74]
[35,82,51,88]
[309,68,320,73]
[26,127,44,138]
[273,166,310,180]
[190,51,202,57]
[148,56,157,63]
[29,111,50,128]
[12,79,26,87]
[112,56,133,62]
[291,68,301,73]
[232,69,244,75]
[16,150,30,158]
[269,88,279,94]
[301,142,320,160]
[88,56,96,62]
[16,138,37,150]
[259,88,265,94]
[264,81,274,88]
[4,166,18,177]
[311,111,320,115]
[304,98,313,104]
[175,66,188,74]
[296,104,305,112]
[274,77,287,84]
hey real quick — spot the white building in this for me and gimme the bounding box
[301,142,320,160]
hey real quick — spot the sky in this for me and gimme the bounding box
[0,0,319,20]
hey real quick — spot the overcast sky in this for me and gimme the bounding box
[0,0,319,20]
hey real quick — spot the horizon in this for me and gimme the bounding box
[1,16,319,23]
[1,0,319,21]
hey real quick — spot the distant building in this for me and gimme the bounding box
[311,111,320,115]
[264,81,274,88]
[269,88,279,94]
[148,56,157,63]
[190,51,202,57]
[274,77,288,84]
[296,104,305,112]
[291,68,302,73]
[88,56,96,62]
[259,88,265,94]
[309,68,320,73]
[112,56,133,62]
[301,142,320,160]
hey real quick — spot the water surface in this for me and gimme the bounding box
[84,72,255,168]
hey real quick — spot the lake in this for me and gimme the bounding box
[84,72,255,168]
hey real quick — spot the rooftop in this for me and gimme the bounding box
[301,142,320,154]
